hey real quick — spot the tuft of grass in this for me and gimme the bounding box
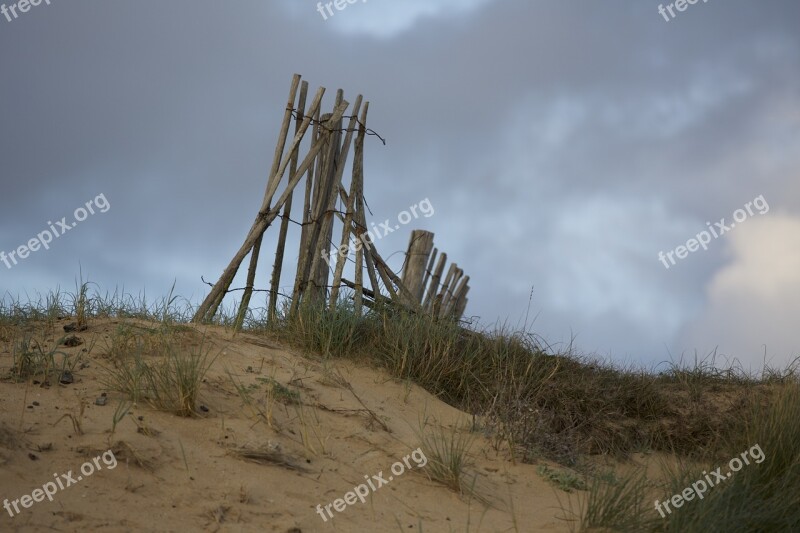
[537,464,587,493]
[72,280,90,330]
[577,467,656,532]
[292,403,330,457]
[258,377,301,405]
[227,368,287,429]
[263,297,371,358]
[417,418,477,497]
[103,330,216,417]
[108,400,133,445]
[9,335,81,384]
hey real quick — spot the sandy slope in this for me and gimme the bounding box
[0,319,576,532]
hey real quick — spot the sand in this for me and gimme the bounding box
[0,319,577,532]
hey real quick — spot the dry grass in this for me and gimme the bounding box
[102,326,216,417]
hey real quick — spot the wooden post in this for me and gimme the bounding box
[434,263,457,317]
[423,252,447,311]
[298,96,362,309]
[355,184,381,304]
[330,101,368,309]
[311,111,343,303]
[401,230,435,305]
[445,275,469,317]
[453,296,468,320]
[233,239,262,330]
[268,81,309,322]
[421,247,437,301]
[440,266,463,317]
[316,93,363,307]
[294,114,334,308]
[292,106,322,307]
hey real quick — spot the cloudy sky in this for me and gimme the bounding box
[1,0,798,372]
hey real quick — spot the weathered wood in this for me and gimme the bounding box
[259,99,345,221]
[367,244,420,310]
[423,252,447,311]
[310,110,343,303]
[232,76,303,329]
[445,274,469,317]
[268,80,309,322]
[401,230,435,304]
[351,107,369,315]
[431,292,444,317]
[440,267,463,317]
[354,166,381,303]
[453,296,468,320]
[420,247,437,301]
[340,278,376,300]
[261,74,302,213]
[292,106,322,305]
[330,99,368,309]
[259,86,327,213]
[433,263,457,317]
[300,96,362,307]
[310,93,342,303]
[233,238,262,330]
[290,114,335,310]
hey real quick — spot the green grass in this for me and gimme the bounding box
[577,467,657,532]
[8,334,83,384]
[537,464,587,493]
[577,383,800,531]
[416,419,477,496]
[102,326,216,417]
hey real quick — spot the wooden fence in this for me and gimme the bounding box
[191,74,469,327]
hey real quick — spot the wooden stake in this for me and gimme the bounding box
[330,99,368,308]
[423,252,447,311]
[401,230,435,304]
[440,267,463,317]
[302,95,363,306]
[421,247,437,301]
[268,80,309,322]
[445,274,469,317]
[292,106,322,306]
